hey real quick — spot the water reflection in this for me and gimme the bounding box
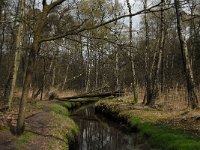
[71,105,149,150]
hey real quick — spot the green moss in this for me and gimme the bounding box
[49,103,78,140]
[14,131,35,149]
[62,102,76,109]
[47,103,78,150]
[15,132,34,144]
[50,103,70,116]
[128,116,200,150]
[96,103,200,150]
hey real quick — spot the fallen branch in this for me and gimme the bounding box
[55,91,124,101]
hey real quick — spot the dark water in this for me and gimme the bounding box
[70,105,151,150]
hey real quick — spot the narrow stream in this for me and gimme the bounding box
[70,104,152,150]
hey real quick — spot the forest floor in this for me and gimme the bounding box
[96,95,200,135]
[0,98,78,150]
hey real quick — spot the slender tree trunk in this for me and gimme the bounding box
[148,0,165,106]
[115,50,120,90]
[0,20,5,80]
[85,38,90,92]
[17,45,37,134]
[51,65,56,87]
[61,65,69,91]
[4,0,25,109]
[174,0,199,109]
[51,50,59,87]
[40,57,46,100]
[95,52,99,89]
[143,0,151,104]
[126,0,138,102]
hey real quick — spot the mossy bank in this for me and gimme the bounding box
[95,100,200,150]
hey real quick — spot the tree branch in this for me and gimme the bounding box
[40,2,163,43]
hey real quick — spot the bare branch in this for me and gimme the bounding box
[40,2,163,43]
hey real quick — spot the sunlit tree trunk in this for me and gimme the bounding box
[174,0,199,109]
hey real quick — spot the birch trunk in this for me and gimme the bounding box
[143,0,151,104]
[61,65,69,91]
[148,0,165,105]
[85,37,91,92]
[174,0,199,109]
[126,0,138,102]
[115,50,120,90]
[4,0,25,109]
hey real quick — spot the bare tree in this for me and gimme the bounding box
[17,0,66,134]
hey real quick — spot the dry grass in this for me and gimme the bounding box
[97,86,200,134]
[125,86,200,111]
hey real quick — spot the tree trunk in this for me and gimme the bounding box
[174,0,199,109]
[51,50,58,87]
[148,0,165,106]
[51,65,56,87]
[61,65,69,91]
[115,50,120,90]
[17,46,37,134]
[95,52,99,89]
[4,0,25,109]
[143,0,152,104]
[40,57,46,100]
[16,0,66,134]
[126,0,138,102]
[85,37,91,92]
[0,19,5,81]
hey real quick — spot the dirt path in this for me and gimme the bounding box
[0,101,78,150]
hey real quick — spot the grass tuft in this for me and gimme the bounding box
[14,131,35,149]
[50,103,70,116]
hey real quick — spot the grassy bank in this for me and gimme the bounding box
[0,101,79,150]
[95,99,200,150]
